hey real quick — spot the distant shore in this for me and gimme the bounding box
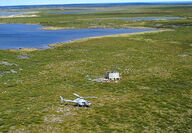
[0,11,39,18]
[0,14,38,18]
[40,26,157,30]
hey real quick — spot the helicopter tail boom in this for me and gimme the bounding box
[60,96,74,103]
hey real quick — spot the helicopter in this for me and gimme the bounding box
[60,93,97,107]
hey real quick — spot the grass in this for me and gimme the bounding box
[0,4,192,133]
[0,5,192,29]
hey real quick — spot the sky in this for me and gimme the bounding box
[0,0,192,6]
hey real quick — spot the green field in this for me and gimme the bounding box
[0,4,192,133]
[1,4,192,29]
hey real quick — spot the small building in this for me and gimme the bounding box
[105,72,120,81]
[88,65,121,83]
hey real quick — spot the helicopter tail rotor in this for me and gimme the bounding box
[60,96,64,103]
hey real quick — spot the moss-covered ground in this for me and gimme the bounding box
[0,4,192,133]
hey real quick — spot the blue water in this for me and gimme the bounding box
[1,2,192,10]
[49,11,100,14]
[0,24,158,49]
[49,9,128,14]
[113,17,184,20]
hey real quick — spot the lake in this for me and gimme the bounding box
[48,9,126,14]
[0,24,158,49]
[49,11,100,14]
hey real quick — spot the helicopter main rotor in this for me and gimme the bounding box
[73,93,97,99]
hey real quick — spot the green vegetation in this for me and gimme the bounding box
[1,5,192,29]
[0,4,192,133]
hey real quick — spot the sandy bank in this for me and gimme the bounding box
[0,14,39,18]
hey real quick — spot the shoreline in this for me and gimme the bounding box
[49,29,168,48]
[2,29,168,52]
[3,29,168,52]
[0,23,166,51]
[0,11,39,18]
[40,26,157,30]
[0,14,39,18]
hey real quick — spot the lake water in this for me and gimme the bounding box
[113,17,184,20]
[49,9,126,14]
[49,11,100,14]
[0,24,158,49]
[0,2,191,10]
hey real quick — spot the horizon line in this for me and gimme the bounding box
[0,1,192,7]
